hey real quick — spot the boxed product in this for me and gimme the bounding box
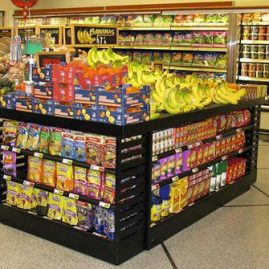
[34,83,53,99]
[73,104,98,121]
[32,65,53,83]
[54,103,75,118]
[0,92,16,109]
[32,99,55,115]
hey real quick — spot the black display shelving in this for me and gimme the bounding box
[0,97,264,264]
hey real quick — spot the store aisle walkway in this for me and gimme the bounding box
[0,143,268,269]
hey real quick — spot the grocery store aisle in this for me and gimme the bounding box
[0,143,268,269]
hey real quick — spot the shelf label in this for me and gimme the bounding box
[23,180,34,187]
[238,149,244,154]
[69,193,79,200]
[12,147,21,154]
[151,184,159,191]
[187,144,194,150]
[236,128,242,133]
[152,156,158,162]
[172,176,179,182]
[1,145,9,151]
[62,159,73,165]
[34,152,44,159]
[91,165,104,172]
[195,141,202,147]
[221,155,228,161]
[99,201,110,209]
[216,135,222,140]
[175,148,182,154]
[192,168,199,174]
[54,189,64,195]
[3,175,11,181]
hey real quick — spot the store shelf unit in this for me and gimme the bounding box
[0,97,265,264]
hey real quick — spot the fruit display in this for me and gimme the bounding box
[0,77,15,96]
[77,29,96,44]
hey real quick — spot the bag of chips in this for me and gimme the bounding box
[26,124,41,151]
[56,162,74,191]
[62,197,78,226]
[3,151,16,177]
[17,184,33,210]
[49,128,63,156]
[27,156,43,184]
[42,160,56,187]
[74,166,88,196]
[39,126,50,154]
[62,131,75,159]
[36,189,48,216]
[6,180,19,206]
[87,170,104,200]
[76,201,94,230]
[3,120,18,147]
[74,132,86,162]
[16,122,29,149]
[47,193,64,220]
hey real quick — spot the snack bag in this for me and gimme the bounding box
[74,132,86,162]
[62,197,78,226]
[56,162,74,191]
[31,188,38,210]
[16,122,29,149]
[103,173,115,204]
[85,134,103,166]
[102,137,116,169]
[47,193,64,220]
[49,128,63,156]
[87,170,104,200]
[76,201,94,230]
[36,189,48,216]
[17,184,33,210]
[27,156,43,183]
[42,160,56,187]
[3,120,18,146]
[39,126,50,154]
[6,180,19,206]
[104,209,115,240]
[26,124,41,151]
[3,151,16,177]
[62,131,75,159]
[74,166,88,195]
[94,206,106,235]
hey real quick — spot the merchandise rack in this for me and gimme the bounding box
[0,97,265,264]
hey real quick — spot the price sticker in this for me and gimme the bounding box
[99,201,110,209]
[3,175,11,180]
[222,155,228,161]
[172,176,179,182]
[192,168,199,174]
[151,184,159,191]
[1,145,9,151]
[216,135,222,140]
[69,193,79,200]
[236,128,242,133]
[54,189,64,196]
[12,147,21,154]
[62,159,73,165]
[195,142,202,147]
[175,148,182,154]
[23,180,34,187]
[238,149,244,154]
[34,152,44,159]
[187,144,194,150]
[152,156,158,162]
[91,165,104,172]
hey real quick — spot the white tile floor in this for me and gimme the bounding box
[0,143,268,269]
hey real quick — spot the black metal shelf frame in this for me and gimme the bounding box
[0,98,264,264]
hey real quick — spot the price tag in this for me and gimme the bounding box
[54,189,64,195]
[236,128,242,133]
[23,180,34,187]
[187,144,194,150]
[34,152,44,159]
[62,159,73,165]
[69,193,79,200]
[1,145,9,151]
[91,165,104,172]
[221,155,228,161]
[3,175,11,180]
[12,147,21,154]
[151,184,159,191]
[195,142,202,147]
[152,156,158,162]
[172,176,179,182]
[238,149,244,154]
[216,135,222,140]
[175,148,182,154]
[192,168,199,174]
[99,201,110,209]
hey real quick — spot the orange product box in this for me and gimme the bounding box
[215,140,221,157]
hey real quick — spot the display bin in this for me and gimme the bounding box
[0,97,265,264]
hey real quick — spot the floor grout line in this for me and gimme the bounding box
[223,204,269,208]
[161,242,179,269]
[252,184,269,199]
[257,168,269,170]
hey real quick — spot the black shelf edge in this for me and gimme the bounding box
[152,146,251,190]
[0,98,265,138]
[148,172,256,249]
[152,125,253,163]
[2,175,114,209]
[0,145,115,174]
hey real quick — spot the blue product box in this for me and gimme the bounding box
[74,85,97,105]
[0,92,16,109]
[97,84,150,108]
[34,83,53,99]
[16,97,33,112]
[32,65,53,83]
[98,105,150,125]
[73,103,98,121]
[32,98,55,115]
[54,103,74,118]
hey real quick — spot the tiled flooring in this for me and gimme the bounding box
[0,143,269,269]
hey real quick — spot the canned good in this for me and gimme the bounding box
[259,26,267,35]
[264,72,269,78]
[248,71,256,78]
[241,69,249,77]
[266,45,269,54]
[241,63,249,70]
[258,53,265,59]
[249,63,256,72]
[251,52,258,59]
[242,45,251,52]
[258,45,266,53]
[251,34,259,40]
[251,45,258,53]
[256,71,264,78]
[251,26,259,34]
[259,34,267,40]
[243,26,251,34]
[242,51,250,58]
[264,64,269,71]
[256,64,264,72]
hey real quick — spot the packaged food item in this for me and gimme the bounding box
[172,32,184,46]
[27,156,43,183]
[31,188,38,210]
[3,151,16,177]
[133,51,142,63]
[171,53,183,66]
[154,15,173,27]
[36,189,48,216]
[153,52,163,64]
[144,33,155,45]
[175,152,183,175]
[39,126,50,154]
[213,32,227,46]
[163,33,173,46]
[16,122,29,149]
[61,131,75,159]
[6,180,19,206]
[155,33,164,46]
[203,32,214,45]
[74,166,88,195]
[56,162,74,191]
[141,52,152,65]
[134,33,144,45]
[85,134,103,166]
[49,128,63,156]
[76,201,94,230]
[162,53,172,65]
[94,206,106,234]
[192,53,204,66]
[173,15,184,25]
[74,132,86,162]
[42,159,56,187]
[169,182,181,213]
[217,14,229,24]
[87,170,104,200]
[167,155,175,177]
[181,53,194,66]
[47,193,64,220]
[215,54,227,68]
[193,14,205,24]
[143,15,155,26]
[103,173,115,204]
[104,209,115,240]
[205,14,218,23]
[102,137,116,169]
[192,31,203,44]
[17,184,33,210]
[182,32,193,44]
[26,124,41,151]
[3,120,18,146]
[151,195,162,222]
[62,197,78,226]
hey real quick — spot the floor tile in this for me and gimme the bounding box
[165,206,269,269]
[254,169,269,196]
[257,145,269,169]
[0,224,172,269]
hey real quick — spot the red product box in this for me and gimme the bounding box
[189,148,197,168]
[202,143,210,163]
[196,146,204,166]
[215,140,221,157]
[53,83,74,103]
[208,142,216,161]
[220,138,227,156]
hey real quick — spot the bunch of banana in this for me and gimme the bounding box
[77,30,96,44]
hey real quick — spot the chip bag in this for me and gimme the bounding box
[31,188,38,210]
[26,124,41,151]
[74,166,88,196]
[49,128,63,156]
[102,137,116,169]
[27,156,43,183]
[74,132,86,162]
[6,180,19,206]
[62,197,78,226]
[103,173,116,204]
[36,189,48,216]
[39,126,50,154]
[3,120,18,147]
[3,151,16,177]
[16,122,29,149]
[47,193,64,220]
[56,162,74,191]
[42,160,56,187]
[62,131,75,159]
[87,170,104,200]
[76,201,94,230]
[17,184,33,210]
